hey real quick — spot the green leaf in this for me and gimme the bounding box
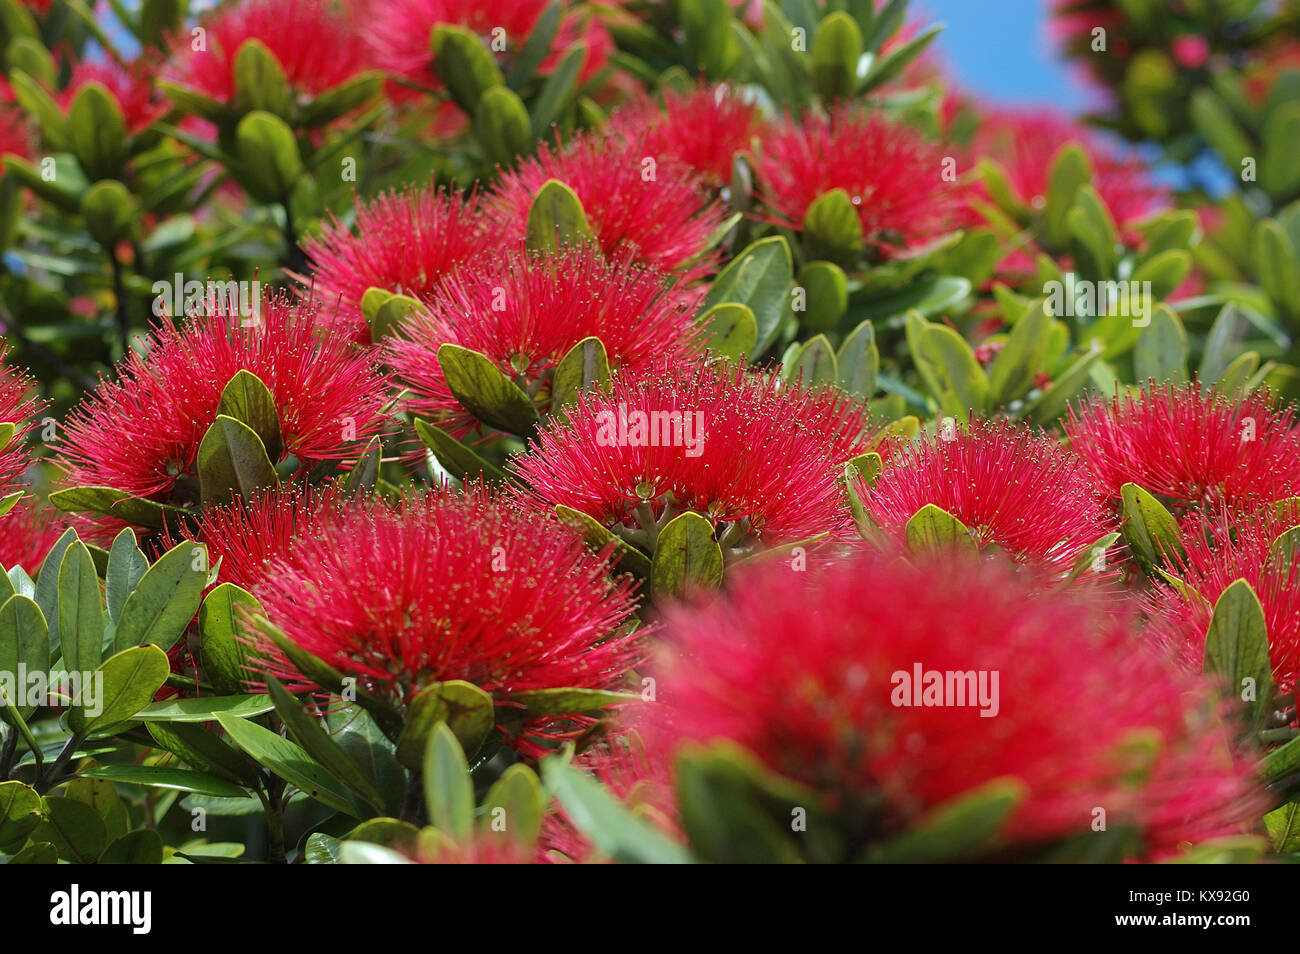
[1252,220,1300,320]
[524,178,593,257]
[430,24,505,115]
[369,293,422,341]
[473,85,533,165]
[0,780,42,846]
[413,418,511,484]
[268,677,386,814]
[802,188,864,263]
[1261,102,1300,198]
[342,437,382,497]
[551,336,610,412]
[423,722,474,839]
[196,414,278,505]
[1199,303,1247,385]
[1044,143,1092,248]
[919,324,989,415]
[796,261,849,333]
[1065,532,1121,583]
[145,720,261,785]
[215,370,282,462]
[786,334,838,387]
[1203,579,1274,729]
[197,583,260,695]
[987,298,1051,406]
[234,110,303,202]
[506,1,560,87]
[31,797,106,864]
[7,842,57,864]
[232,38,292,117]
[0,595,48,719]
[135,693,274,723]
[650,511,724,600]
[81,179,137,247]
[552,504,652,578]
[904,504,979,554]
[811,11,863,100]
[216,713,359,816]
[1021,345,1101,424]
[507,688,639,717]
[1066,185,1119,278]
[1190,89,1252,172]
[79,764,250,799]
[1119,482,1185,571]
[297,72,383,126]
[1130,248,1190,301]
[1133,304,1189,384]
[482,763,544,850]
[700,236,793,356]
[304,831,343,864]
[8,70,67,149]
[397,679,495,770]
[113,541,208,655]
[699,302,758,360]
[67,83,128,180]
[437,344,540,437]
[1266,526,1300,573]
[528,45,584,138]
[837,320,878,397]
[57,542,103,675]
[69,644,170,735]
[99,828,164,864]
[542,756,691,864]
[105,528,148,624]
[34,527,76,657]
[866,779,1024,863]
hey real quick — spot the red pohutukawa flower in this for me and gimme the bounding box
[860,419,1115,571]
[607,84,762,188]
[298,186,490,341]
[384,244,704,437]
[165,0,368,105]
[350,0,610,96]
[1065,383,1300,518]
[0,499,70,575]
[56,297,390,508]
[651,550,1263,860]
[61,58,168,136]
[511,364,883,550]
[1145,510,1300,693]
[176,482,349,592]
[753,107,959,254]
[0,83,33,160]
[485,131,728,278]
[248,489,643,753]
[967,107,1168,238]
[0,356,44,499]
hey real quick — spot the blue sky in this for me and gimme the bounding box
[917,0,1089,110]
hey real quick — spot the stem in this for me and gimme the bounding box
[263,776,287,864]
[0,725,15,780]
[281,202,307,275]
[1259,727,1298,745]
[37,732,85,794]
[109,250,130,355]
[400,770,425,826]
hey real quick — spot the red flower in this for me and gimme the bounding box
[753,107,959,254]
[0,499,70,575]
[298,185,490,342]
[349,0,609,96]
[384,244,704,438]
[55,295,391,509]
[1145,510,1300,693]
[607,84,761,188]
[61,58,167,136]
[0,85,32,160]
[0,356,44,499]
[485,131,727,279]
[651,550,1263,859]
[860,419,1115,571]
[165,0,367,104]
[248,489,643,752]
[967,107,1168,241]
[511,363,883,549]
[1065,383,1300,518]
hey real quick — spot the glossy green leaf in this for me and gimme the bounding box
[904,504,979,554]
[397,679,495,770]
[1119,482,1185,571]
[1203,579,1273,728]
[437,344,540,437]
[113,541,208,655]
[551,336,610,411]
[423,722,474,839]
[650,511,724,600]
[215,370,282,462]
[700,236,793,356]
[217,713,359,816]
[197,583,260,695]
[69,644,170,734]
[524,178,592,257]
[197,414,278,505]
[57,541,103,675]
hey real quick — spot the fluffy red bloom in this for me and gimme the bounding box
[165,0,367,104]
[55,296,390,509]
[350,0,609,95]
[1146,510,1300,693]
[0,358,43,498]
[384,245,704,437]
[1065,384,1300,518]
[753,108,959,254]
[860,419,1115,572]
[485,132,727,279]
[967,107,1168,238]
[511,364,882,548]
[299,186,491,341]
[607,84,761,188]
[0,499,70,575]
[652,550,1263,859]
[249,490,643,751]
[61,59,167,136]
[0,89,32,160]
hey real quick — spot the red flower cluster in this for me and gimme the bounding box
[249,489,643,750]
[652,550,1263,859]
[56,297,390,506]
[1066,383,1300,518]
[860,419,1115,571]
[511,363,882,547]
[384,244,704,437]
